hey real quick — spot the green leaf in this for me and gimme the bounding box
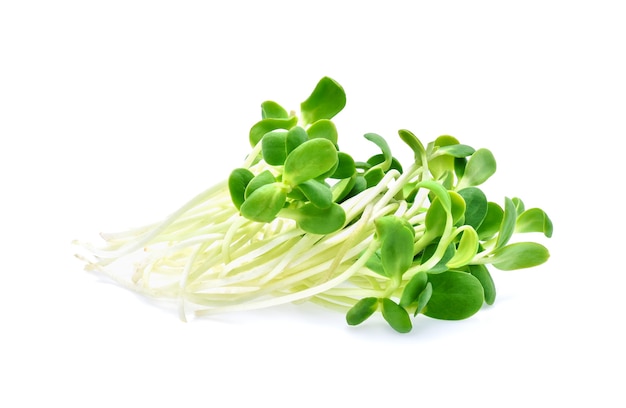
[240,183,287,223]
[249,116,298,146]
[420,242,455,273]
[413,183,455,252]
[341,175,367,202]
[296,180,333,209]
[283,138,338,186]
[364,133,392,173]
[516,208,553,238]
[366,154,403,174]
[448,191,467,225]
[435,144,476,158]
[364,167,385,188]
[415,282,433,316]
[261,130,288,166]
[381,298,412,333]
[468,264,496,305]
[331,152,356,179]
[400,272,428,308]
[331,176,356,203]
[228,168,254,210]
[458,187,488,229]
[433,135,460,146]
[422,271,484,320]
[300,77,346,125]
[495,197,517,249]
[446,227,479,269]
[424,196,451,238]
[261,100,288,119]
[416,180,452,210]
[477,202,504,240]
[512,197,525,215]
[491,242,550,270]
[375,216,415,279]
[285,202,346,234]
[365,251,386,276]
[429,136,460,179]
[244,170,276,199]
[286,126,308,154]
[346,297,379,326]
[457,148,497,189]
[454,157,467,180]
[398,129,427,165]
[307,119,338,145]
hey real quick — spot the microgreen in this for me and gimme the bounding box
[75,76,553,334]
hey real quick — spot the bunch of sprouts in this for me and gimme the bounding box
[75,77,552,333]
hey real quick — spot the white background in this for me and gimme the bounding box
[2,1,624,406]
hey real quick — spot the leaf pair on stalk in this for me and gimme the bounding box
[229,77,350,234]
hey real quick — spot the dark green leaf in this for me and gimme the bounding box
[346,297,379,326]
[286,202,346,234]
[381,298,412,333]
[449,191,466,225]
[366,154,403,174]
[468,264,496,305]
[228,168,254,210]
[331,152,356,179]
[286,126,308,154]
[365,251,386,276]
[454,157,467,180]
[283,138,338,186]
[331,176,356,203]
[422,271,484,320]
[300,77,346,125]
[477,202,504,240]
[341,175,367,202]
[364,167,385,188]
[249,116,298,146]
[400,272,428,308]
[415,282,433,316]
[458,187,488,229]
[240,183,287,223]
[244,170,276,199]
[261,130,288,166]
[296,180,333,209]
[364,133,392,172]
[420,242,455,273]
